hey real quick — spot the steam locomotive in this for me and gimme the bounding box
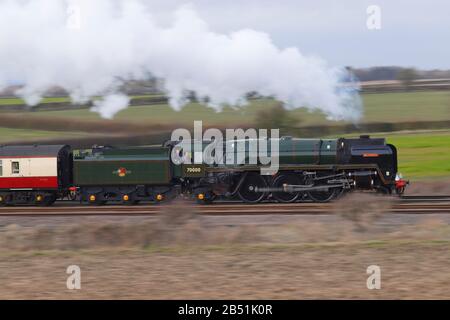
[0,135,408,206]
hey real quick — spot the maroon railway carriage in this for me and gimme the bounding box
[0,145,72,206]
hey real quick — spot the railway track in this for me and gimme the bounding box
[0,196,450,216]
[400,195,450,202]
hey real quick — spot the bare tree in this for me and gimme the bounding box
[254,103,298,134]
[397,68,418,90]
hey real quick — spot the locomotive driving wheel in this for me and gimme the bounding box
[237,173,268,203]
[271,173,302,203]
[305,172,342,203]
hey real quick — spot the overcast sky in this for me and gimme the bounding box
[144,0,450,69]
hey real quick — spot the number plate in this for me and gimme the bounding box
[182,165,206,177]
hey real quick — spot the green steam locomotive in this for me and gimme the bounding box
[0,135,408,206]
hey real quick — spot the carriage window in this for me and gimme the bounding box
[0,160,2,176]
[11,161,20,174]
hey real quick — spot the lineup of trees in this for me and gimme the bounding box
[1,67,449,98]
[350,66,450,82]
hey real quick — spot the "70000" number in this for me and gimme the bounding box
[186,167,202,173]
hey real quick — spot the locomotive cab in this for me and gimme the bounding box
[337,135,405,193]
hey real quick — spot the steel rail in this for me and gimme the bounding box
[1,202,450,216]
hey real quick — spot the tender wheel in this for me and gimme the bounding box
[272,174,302,203]
[121,193,139,205]
[237,173,268,203]
[195,191,216,205]
[87,194,106,206]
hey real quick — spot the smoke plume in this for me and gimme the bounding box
[0,0,362,121]
[90,94,130,119]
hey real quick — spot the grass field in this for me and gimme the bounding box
[369,130,450,179]
[1,91,449,126]
[0,96,73,105]
[0,94,164,106]
[332,130,450,180]
[0,91,449,179]
[0,127,91,143]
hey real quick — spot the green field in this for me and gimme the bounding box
[0,96,72,105]
[2,90,447,127]
[0,94,164,106]
[0,91,449,179]
[0,127,91,143]
[370,131,450,179]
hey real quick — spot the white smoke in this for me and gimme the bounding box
[91,94,130,119]
[0,0,362,121]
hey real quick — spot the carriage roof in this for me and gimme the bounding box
[0,145,69,157]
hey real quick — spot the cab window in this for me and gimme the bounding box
[11,161,20,174]
[0,160,2,176]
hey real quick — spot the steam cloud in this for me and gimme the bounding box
[91,94,130,120]
[0,0,362,121]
